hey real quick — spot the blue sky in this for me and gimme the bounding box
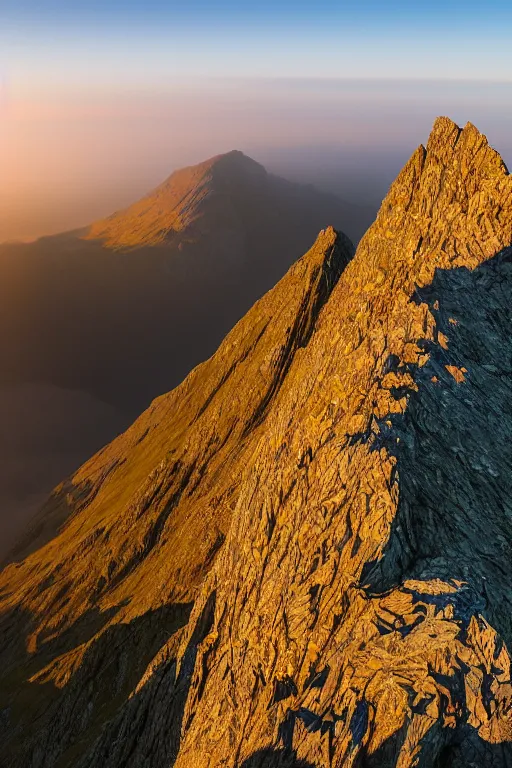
[2,1,512,241]
[4,0,512,29]
[2,0,512,87]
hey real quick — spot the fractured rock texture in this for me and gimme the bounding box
[1,118,512,768]
[169,118,512,768]
[0,227,353,767]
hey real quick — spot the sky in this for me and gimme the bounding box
[1,1,512,241]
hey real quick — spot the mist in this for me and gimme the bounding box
[2,78,512,243]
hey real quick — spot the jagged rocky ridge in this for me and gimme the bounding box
[1,117,512,767]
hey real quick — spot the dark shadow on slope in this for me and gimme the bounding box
[240,748,316,767]
[361,717,512,768]
[0,236,259,414]
[360,719,409,767]
[357,246,512,764]
[74,590,217,768]
[361,245,512,646]
[435,727,512,768]
[0,600,193,768]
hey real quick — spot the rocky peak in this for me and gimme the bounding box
[1,117,512,768]
[208,149,267,177]
[169,117,512,767]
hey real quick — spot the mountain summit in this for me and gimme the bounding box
[1,118,512,767]
[87,151,269,249]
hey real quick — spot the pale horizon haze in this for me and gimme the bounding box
[2,1,512,242]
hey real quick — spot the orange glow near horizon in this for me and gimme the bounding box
[2,79,512,243]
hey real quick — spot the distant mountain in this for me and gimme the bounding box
[0,151,368,556]
[0,150,367,411]
[86,150,371,250]
[1,118,512,767]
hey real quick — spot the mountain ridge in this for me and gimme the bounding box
[0,226,355,767]
[1,116,512,767]
[168,116,512,768]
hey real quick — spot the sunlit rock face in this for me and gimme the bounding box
[1,118,512,768]
[166,118,512,768]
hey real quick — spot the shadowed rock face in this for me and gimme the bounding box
[1,117,512,768]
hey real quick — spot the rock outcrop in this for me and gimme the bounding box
[1,117,512,768]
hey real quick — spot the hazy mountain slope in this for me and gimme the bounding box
[1,118,512,768]
[87,150,273,249]
[86,151,372,250]
[0,384,126,560]
[0,151,354,412]
[0,151,359,556]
